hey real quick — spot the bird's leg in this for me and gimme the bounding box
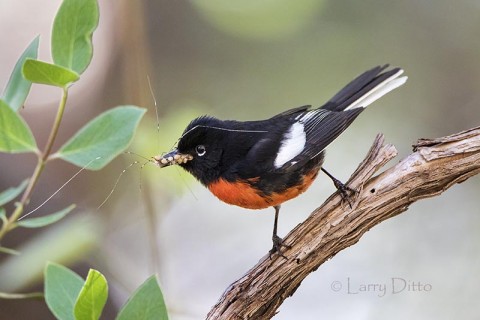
[269,205,290,259]
[321,167,358,208]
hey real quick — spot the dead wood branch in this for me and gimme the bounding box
[206,126,480,320]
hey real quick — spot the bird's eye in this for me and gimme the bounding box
[195,145,206,156]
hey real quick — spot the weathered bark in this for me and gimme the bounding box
[206,126,480,320]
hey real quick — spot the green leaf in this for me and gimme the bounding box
[0,215,100,292]
[16,204,75,228]
[74,269,108,320]
[0,179,28,207]
[116,275,169,320]
[45,262,84,320]
[52,0,99,75]
[0,100,37,153]
[22,59,79,88]
[56,106,146,170]
[2,36,39,111]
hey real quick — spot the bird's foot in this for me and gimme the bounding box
[331,177,358,208]
[269,234,291,260]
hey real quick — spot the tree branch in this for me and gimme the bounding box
[206,126,480,320]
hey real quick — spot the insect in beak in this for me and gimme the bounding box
[153,149,193,168]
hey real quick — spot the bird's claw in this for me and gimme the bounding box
[331,177,358,208]
[269,234,291,260]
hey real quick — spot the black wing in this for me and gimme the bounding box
[245,65,405,173]
[277,108,364,171]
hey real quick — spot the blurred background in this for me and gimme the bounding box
[1,0,479,319]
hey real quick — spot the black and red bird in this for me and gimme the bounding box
[155,65,407,255]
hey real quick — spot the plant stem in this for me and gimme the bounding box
[0,291,44,300]
[0,88,69,243]
[22,88,69,204]
[41,88,69,163]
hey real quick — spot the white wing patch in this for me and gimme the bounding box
[274,122,306,168]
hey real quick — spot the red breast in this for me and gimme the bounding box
[207,169,319,209]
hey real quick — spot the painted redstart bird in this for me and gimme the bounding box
[155,65,407,256]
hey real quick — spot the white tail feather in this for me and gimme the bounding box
[344,69,407,111]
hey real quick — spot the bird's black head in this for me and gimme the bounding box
[154,116,228,186]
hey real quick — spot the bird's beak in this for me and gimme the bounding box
[153,149,193,168]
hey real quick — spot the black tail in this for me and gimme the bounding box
[321,65,406,112]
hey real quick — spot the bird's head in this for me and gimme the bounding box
[154,116,227,185]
